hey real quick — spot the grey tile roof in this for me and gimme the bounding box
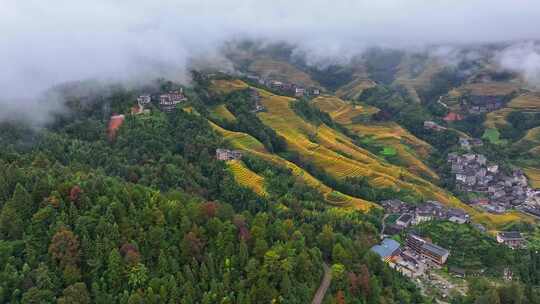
[422,242,449,257]
[371,239,400,258]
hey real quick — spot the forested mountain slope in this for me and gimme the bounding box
[0,82,424,303]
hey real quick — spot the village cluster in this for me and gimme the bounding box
[448,152,540,216]
[369,200,455,278]
[246,74,320,98]
[458,94,509,115]
[381,200,470,235]
[107,90,188,140]
[132,90,188,114]
[423,117,540,217]
[371,198,526,280]
[439,90,511,120]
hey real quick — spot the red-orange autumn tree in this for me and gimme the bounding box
[48,227,81,269]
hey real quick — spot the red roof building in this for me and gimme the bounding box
[107,114,125,141]
[443,112,463,122]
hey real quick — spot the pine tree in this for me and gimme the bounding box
[106,248,123,292]
[11,183,34,221]
[0,203,23,239]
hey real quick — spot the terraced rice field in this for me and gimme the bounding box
[460,82,519,96]
[211,79,533,228]
[312,96,379,124]
[394,58,443,103]
[211,79,248,94]
[313,96,437,180]
[209,121,375,210]
[523,167,540,188]
[209,104,236,122]
[508,94,540,110]
[227,160,267,196]
[335,78,377,100]
[484,108,512,128]
[248,59,319,87]
[256,89,461,202]
[515,126,540,151]
[484,93,540,129]
[209,121,267,153]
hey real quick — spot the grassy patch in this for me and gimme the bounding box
[380,146,397,157]
[482,128,508,145]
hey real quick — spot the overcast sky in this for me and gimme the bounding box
[1,0,540,123]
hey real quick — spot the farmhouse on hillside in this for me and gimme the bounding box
[443,112,463,122]
[216,149,243,161]
[159,90,187,112]
[496,231,525,249]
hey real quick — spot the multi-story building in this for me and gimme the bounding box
[294,87,305,97]
[137,95,152,106]
[406,233,449,267]
[159,90,187,112]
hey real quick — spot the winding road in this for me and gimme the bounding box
[380,214,389,239]
[311,263,332,304]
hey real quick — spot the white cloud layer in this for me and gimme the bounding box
[1,0,540,123]
[496,42,540,89]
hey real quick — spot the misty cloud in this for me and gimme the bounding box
[496,42,540,88]
[2,0,540,123]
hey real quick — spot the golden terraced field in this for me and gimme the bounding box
[335,79,377,100]
[210,79,535,228]
[227,160,267,196]
[256,90,455,203]
[313,96,379,125]
[209,104,237,123]
[209,121,375,210]
[484,108,512,128]
[211,79,248,94]
[312,96,437,180]
[484,94,540,128]
[516,126,540,148]
[248,59,319,87]
[523,167,540,188]
[460,82,519,96]
[508,93,540,110]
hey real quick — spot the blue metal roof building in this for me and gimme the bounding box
[371,238,400,261]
